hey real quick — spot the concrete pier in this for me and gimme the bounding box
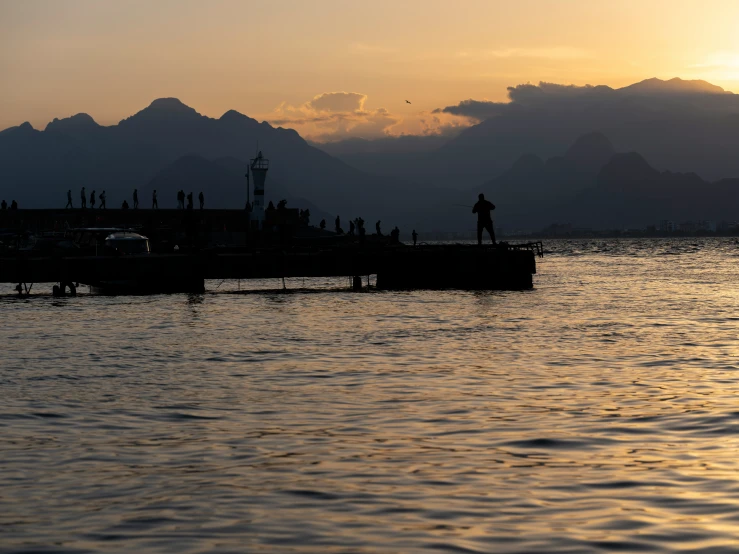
[0,209,541,293]
[0,245,539,293]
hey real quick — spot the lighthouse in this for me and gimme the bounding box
[249,151,269,229]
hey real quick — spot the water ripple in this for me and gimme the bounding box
[3,238,739,552]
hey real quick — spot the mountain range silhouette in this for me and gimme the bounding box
[0,97,409,220]
[325,77,739,189]
[4,78,739,231]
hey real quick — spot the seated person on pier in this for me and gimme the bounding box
[390,226,400,243]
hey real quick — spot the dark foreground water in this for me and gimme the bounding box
[3,238,739,553]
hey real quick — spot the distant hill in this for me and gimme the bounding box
[413,131,739,232]
[6,82,739,232]
[0,98,420,224]
[317,77,739,189]
[619,77,730,96]
[141,153,334,223]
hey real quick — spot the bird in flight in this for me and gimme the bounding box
[405,100,411,104]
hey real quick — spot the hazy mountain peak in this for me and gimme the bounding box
[511,153,544,170]
[116,98,204,130]
[119,98,202,125]
[620,77,730,95]
[220,109,249,121]
[45,113,99,133]
[148,97,199,112]
[0,121,34,136]
[219,109,260,129]
[599,152,656,181]
[564,131,615,170]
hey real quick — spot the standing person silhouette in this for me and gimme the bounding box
[375,220,382,236]
[99,190,106,209]
[198,191,204,210]
[90,190,96,209]
[472,193,496,245]
[66,189,73,209]
[133,189,139,209]
[152,189,158,209]
[412,229,418,246]
[80,187,87,209]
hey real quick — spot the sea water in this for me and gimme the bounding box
[2,238,739,553]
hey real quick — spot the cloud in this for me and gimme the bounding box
[308,91,367,113]
[433,82,609,122]
[433,99,511,121]
[268,92,474,142]
[457,46,592,61]
[690,51,739,70]
[389,111,470,138]
[350,42,396,55]
[268,92,400,142]
[506,81,601,104]
[687,51,739,82]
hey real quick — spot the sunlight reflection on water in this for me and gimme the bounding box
[3,238,739,552]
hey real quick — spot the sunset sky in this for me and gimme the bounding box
[3,0,739,141]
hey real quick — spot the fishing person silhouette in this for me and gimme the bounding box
[472,193,496,245]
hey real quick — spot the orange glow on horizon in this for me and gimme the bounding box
[2,0,739,140]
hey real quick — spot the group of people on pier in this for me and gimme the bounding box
[62,188,206,210]
[327,214,408,244]
[70,188,108,209]
[10,187,497,246]
[175,190,205,210]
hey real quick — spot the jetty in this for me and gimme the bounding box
[0,151,541,295]
[0,209,541,295]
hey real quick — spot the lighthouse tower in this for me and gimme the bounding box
[249,151,269,229]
